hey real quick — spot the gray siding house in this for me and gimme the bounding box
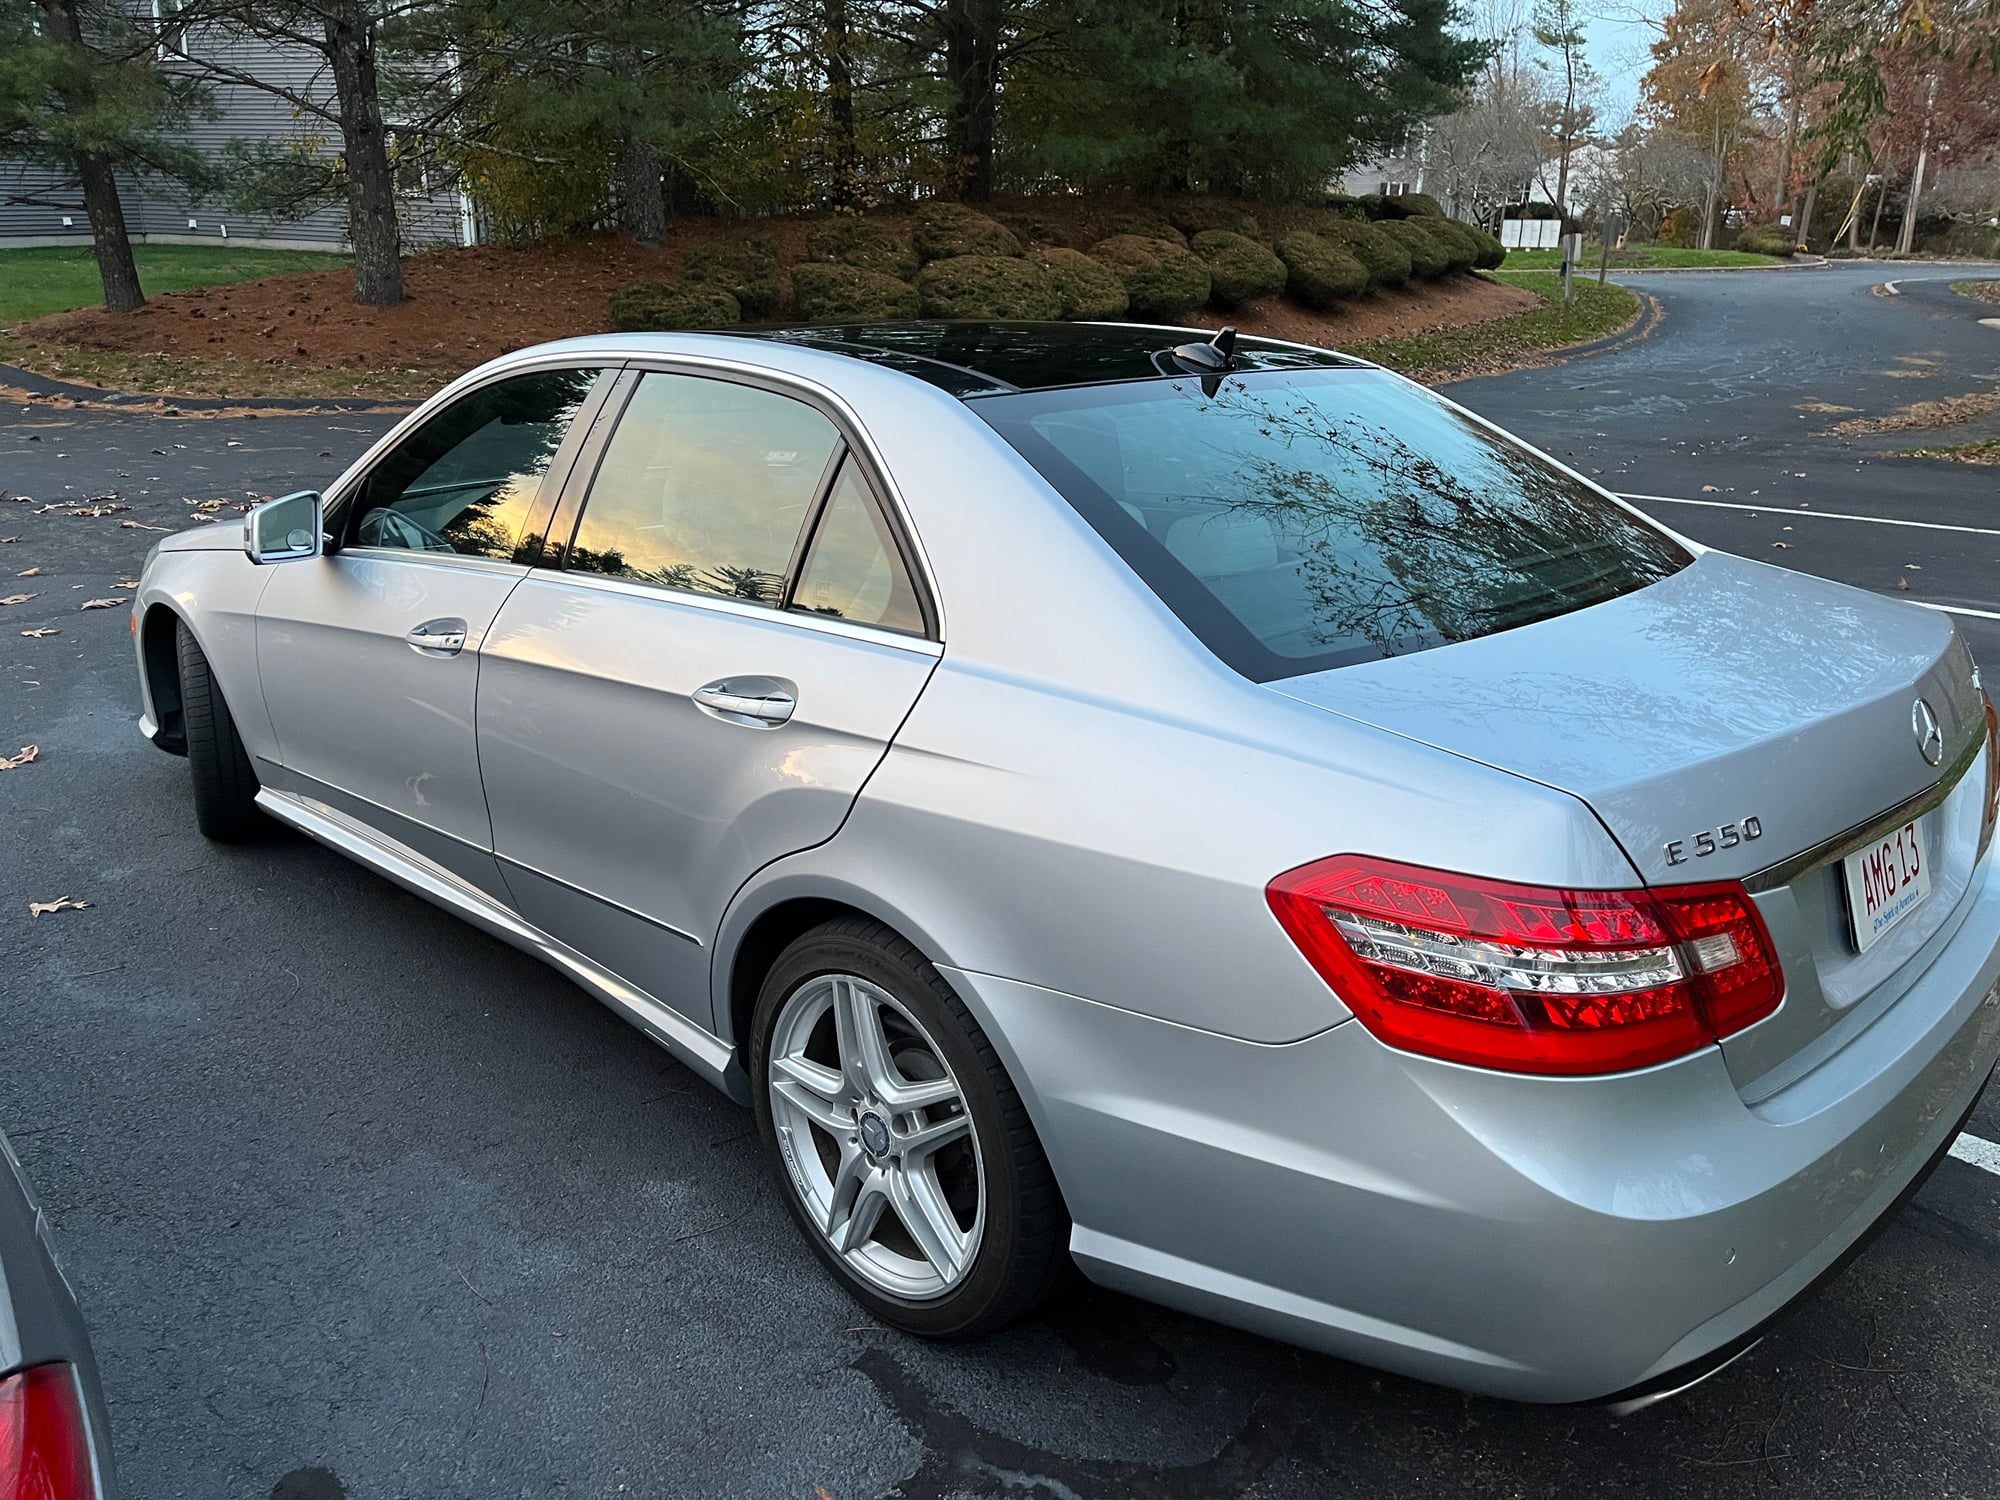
[1339,126,1428,201]
[1,11,472,253]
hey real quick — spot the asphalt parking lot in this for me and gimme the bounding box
[3,262,1999,1498]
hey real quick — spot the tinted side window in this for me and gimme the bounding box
[567,372,840,605]
[353,368,600,560]
[791,460,926,635]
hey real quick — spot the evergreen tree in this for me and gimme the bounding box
[0,0,212,312]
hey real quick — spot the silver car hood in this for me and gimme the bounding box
[154,523,244,553]
[1269,549,1982,885]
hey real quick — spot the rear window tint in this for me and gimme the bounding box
[973,369,1690,681]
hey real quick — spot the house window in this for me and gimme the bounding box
[1385,182,1410,197]
[152,0,190,58]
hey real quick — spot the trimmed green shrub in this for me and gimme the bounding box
[1035,247,1128,320]
[803,219,919,281]
[1088,235,1211,318]
[1099,210,1186,246]
[912,202,1022,262]
[1356,193,1415,221]
[1470,226,1507,270]
[916,255,1061,319]
[607,282,741,331]
[681,243,783,319]
[1734,222,1800,257]
[1314,218,1411,288]
[1378,218,1450,278]
[1189,229,1287,307]
[1167,198,1260,238]
[1274,231,1369,308]
[1398,192,1445,218]
[1427,219,1482,271]
[790,264,920,323]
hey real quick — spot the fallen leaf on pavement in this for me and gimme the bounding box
[1896,577,1910,590]
[0,745,37,770]
[1700,484,1718,493]
[68,504,131,517]
[1904,563,1922,570]
[80,597,128,610]
[0,537,16,544]
[20,628,58,638]
[119,520,170,532]
[1772,542,1791,549]
[1,593,35,606]
[15,567,39,577]
[28,897,90,919]
[115,579,139,589]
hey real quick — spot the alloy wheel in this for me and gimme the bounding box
[766,972,985,1300]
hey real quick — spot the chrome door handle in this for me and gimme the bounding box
[405,618,468,656]
[693,680,796,727]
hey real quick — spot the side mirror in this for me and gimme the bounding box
[244,490,325,565]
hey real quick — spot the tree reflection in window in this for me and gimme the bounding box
[978,370,1690,681]
[354,368,600,561]
[565,371,839,606]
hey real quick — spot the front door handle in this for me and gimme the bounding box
[405,618,468,657]
[693,677,797,727]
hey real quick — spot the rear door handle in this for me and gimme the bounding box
[405,618,468,657]
[693,678,796,727]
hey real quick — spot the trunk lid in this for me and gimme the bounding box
[1271,550,1989,1095]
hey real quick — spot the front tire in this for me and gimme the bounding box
[176,620,262,842]
[751,917,1068,1337]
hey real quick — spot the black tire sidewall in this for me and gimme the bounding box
[750,921,1039,1338]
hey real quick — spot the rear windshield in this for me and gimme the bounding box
[973,369,1691,681]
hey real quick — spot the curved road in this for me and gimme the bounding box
[1,265,1998,1499]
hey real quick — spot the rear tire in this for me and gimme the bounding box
[751,917,1069,1337]
[176,620,262,842]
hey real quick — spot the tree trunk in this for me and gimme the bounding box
[823,0,861,208]
[619,131,667,247]
[1796,179,1818,248]
[76,151,145,313]
[1772,86,1802,221]
[37,0,144,312]
[943,0,1000,201]
[323,0,404,307]
[1894,73,1938,258]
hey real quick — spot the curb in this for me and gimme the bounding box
[0,359,410,415]
[1430,288,1662,386]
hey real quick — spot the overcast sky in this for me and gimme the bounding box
[1579,7,1664,128]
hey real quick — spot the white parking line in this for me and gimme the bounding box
[1904,600,2000,622]
[1619,493,2000,540]
[1950,1133,2000,1176]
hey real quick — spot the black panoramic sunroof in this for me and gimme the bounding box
[738,320,1364,398]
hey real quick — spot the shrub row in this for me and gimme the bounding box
[606,199,1503,331]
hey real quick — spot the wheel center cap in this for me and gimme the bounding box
[858,1111,892,1159]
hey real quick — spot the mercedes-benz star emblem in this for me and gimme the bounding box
[1912,697,1945,767]
[858,1112,891,1158]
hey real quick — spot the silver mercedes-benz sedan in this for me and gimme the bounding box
[133,322,2000,1405]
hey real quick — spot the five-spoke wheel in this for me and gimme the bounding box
[751,917,1069,1336]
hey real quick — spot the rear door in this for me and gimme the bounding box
[475,366,940,1026]
[256,364,610,892]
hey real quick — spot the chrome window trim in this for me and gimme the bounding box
[1744,730,1986,893]
[512,566,945,656]
[323,354,630,513]
[334,547,533,579]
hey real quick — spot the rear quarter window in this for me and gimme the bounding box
[973,369,1690,681]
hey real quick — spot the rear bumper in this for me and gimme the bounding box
[943,856,2000,1404]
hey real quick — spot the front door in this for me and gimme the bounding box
[256,365,609,891]
[475,368,940,1025]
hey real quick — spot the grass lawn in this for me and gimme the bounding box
[1347,270,1641,380]
[1952,280,2000,307]
[0,243,351,323]
[1500,246,1779,272]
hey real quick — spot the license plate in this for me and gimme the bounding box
[1842,813,1932,953]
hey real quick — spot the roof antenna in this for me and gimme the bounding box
[1170,325,1237,375]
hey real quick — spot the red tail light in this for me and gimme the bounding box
[0,1363,96,1500]
[1266,856,1783,1076]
